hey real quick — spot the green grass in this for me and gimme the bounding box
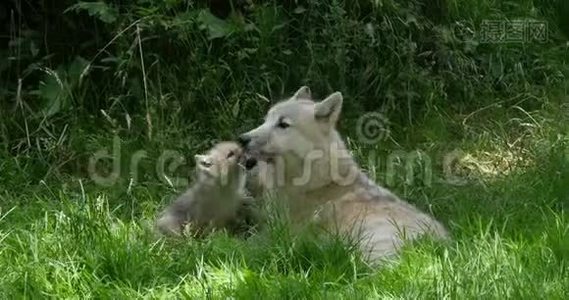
[1,0,569,298]
[1,100,568,298]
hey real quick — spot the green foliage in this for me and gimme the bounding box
[3,2,566,170]
[197,9,240,39]
[37,56,90,117]
[65,1,119,24]
[1,116,568,297]
[0,0,568,297]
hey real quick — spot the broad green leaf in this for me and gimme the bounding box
[65,1,118,24]
[39,71,67,117]
[197,10,235,40]
[67,56,90,86]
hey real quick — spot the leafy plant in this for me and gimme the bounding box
[65,1,119,24]
[35,56,90,117]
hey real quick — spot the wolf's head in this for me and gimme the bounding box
[239,86,356,191]
[194,141,246,187]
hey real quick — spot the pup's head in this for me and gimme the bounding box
[194,141,246,185]
[238,86,344,169]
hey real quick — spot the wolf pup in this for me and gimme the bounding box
[155,141,252,237]
[238,86,449,265]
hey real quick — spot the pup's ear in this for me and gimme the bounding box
[292,86,311,100]
[194,154,207,164]
[314,92,343,126]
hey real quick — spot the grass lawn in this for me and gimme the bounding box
[1,0,568,298]
[1,99,568,298]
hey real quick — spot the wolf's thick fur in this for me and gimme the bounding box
[239,86,449,263]
[155,141,253,237]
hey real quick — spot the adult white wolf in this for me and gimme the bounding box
[238,86,449,264]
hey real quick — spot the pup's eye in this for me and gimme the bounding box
[277,120,290,129]
[200,160,213,168]
[227,151,235,158]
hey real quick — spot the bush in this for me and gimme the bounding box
[0,0,567,185]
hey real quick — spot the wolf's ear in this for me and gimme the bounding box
[315,92,343,126]
[292,86,311,100]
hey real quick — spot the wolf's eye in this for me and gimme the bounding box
[227,151,235,158]
[277,119,290,129]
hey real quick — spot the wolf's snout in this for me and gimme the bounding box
[237,134,251,147]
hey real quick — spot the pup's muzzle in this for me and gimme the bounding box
[244,156,257,170]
